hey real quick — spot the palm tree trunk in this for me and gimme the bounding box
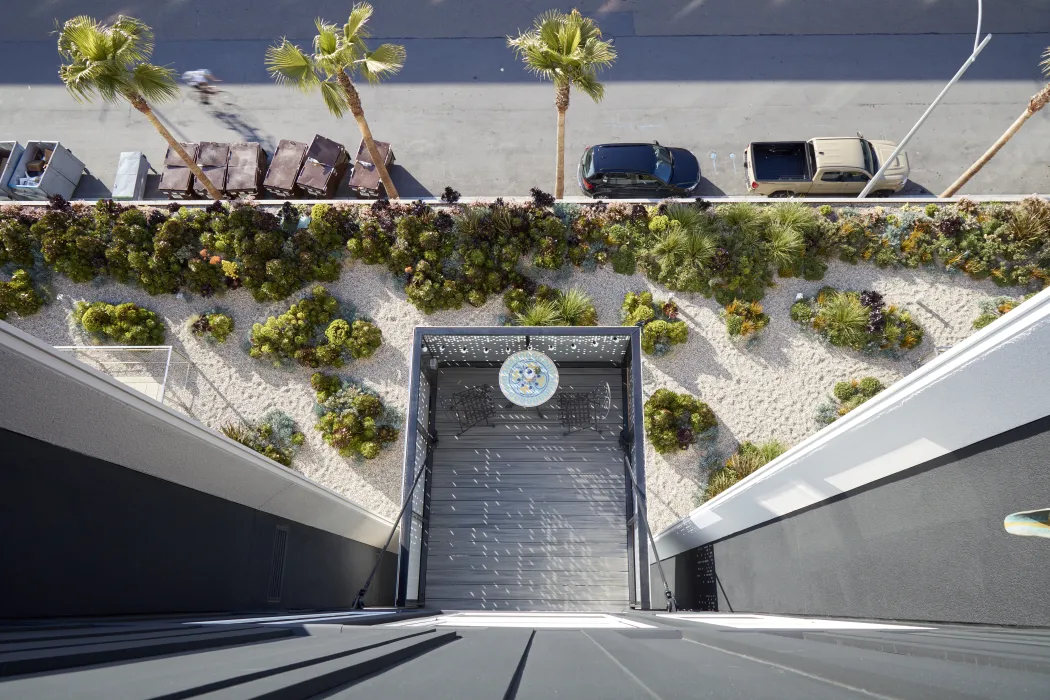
[129,97,223,201]
[941,86,1050,197]
[336,72,399,199]
[554,83,571,199]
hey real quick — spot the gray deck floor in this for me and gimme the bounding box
[425,366,630,611]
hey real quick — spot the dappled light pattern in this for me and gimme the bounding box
[426,365,630,611]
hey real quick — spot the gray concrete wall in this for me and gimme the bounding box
[661,415,1050,626]
[0,427,395,618]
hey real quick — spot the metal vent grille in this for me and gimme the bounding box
[267,525,289,603]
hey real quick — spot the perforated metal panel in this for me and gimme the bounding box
[422,334,527,363]
[421,330,630,365]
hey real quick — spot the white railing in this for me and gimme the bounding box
[54,345,190,405]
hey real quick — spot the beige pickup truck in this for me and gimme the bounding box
[744,137,909,197]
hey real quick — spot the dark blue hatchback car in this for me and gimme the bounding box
[578,142,701,198]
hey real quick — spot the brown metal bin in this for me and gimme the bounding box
[263,139,307,198]
[192,142,230,198]
[295,135,349,198]
[347,140,395,198]
[158,142,200,200]
[225,143,267,197]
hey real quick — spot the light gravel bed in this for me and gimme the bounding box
[8,258,1021,533]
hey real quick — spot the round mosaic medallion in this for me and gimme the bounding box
[498,350,560,407]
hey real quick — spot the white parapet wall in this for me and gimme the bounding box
[0,321,397,551]
[653,285,1050,561]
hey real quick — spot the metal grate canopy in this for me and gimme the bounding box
[422,329,630,365]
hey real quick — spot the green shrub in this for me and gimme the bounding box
[222,409,305,468]
[798,287,923,353]
[622,291,688,355]
[0,269,44,320]
[816,376,886,425]
[190,312,234,343]
[819,204,833,218]
[702,440,787,502]
[313,374,399,459]
[722,299,769,338]
[971,295,1027,330]
[924,203,938,217]
[73,301,165,345]
[0,218,35,267]
[249,286,381,367]
[790,299,813,323]
[643,388,717,454]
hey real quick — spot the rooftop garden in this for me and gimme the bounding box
[2,195,1045,530]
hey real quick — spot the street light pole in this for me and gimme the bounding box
[858,32,992,198]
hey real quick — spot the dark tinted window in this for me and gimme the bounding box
[604,173,634,186]
[820,171,843,182]
[862,141,878,175]
[583,149,596,177]
[653,147,672,183]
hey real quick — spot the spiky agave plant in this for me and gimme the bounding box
[558,287,598,326]
[817,292,870,349]
[762,202,816,273]
[515,299,564,326]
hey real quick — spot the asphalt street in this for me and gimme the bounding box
[2,2,1049,198]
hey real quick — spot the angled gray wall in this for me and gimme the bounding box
[0,321,397,619]
[0,427,395,618]
[658,414,1050,625]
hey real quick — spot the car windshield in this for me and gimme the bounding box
[862,140,879,175]
[652,146,673,183]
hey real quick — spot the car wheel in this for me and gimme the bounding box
[872,190,894,198]
[769,191,791,198]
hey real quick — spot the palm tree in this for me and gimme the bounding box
[508,10,616,198]
[941,47,1050,196]
[266,4,405,198]
[56,15,223,200]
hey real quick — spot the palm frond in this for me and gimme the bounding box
[57,16,106,61]
[130,63,178,103]
[1042,46,1050,79]
[572,72,605,102]
[508,8,616,91]
[314,18,339,56]
[110,15,153,62]
[319,80,349,117]
[344,2,375,40]
[265,40,320,89]
[359,43,406,84]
